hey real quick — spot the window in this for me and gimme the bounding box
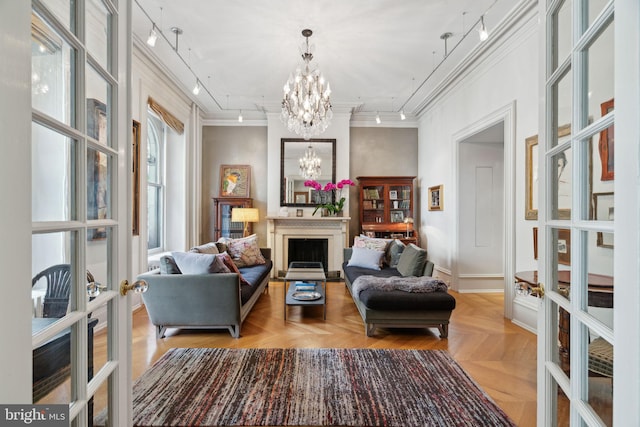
[147,112,165,251]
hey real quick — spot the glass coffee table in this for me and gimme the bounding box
[284,262,327,320]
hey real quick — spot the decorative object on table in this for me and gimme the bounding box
[294,281,316,291]
[403,216,414,237]
[291,291,322,301]
[119,348,515,426]
[299,144,322,179]
[598,98,614,181]
[304,178,355,216]
[428,184,444,211]
[281,29,332,140]
[219,164,251,197]
[230,207,259,237]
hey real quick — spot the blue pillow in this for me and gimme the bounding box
[347,247,385,270]
[171,251,230,274]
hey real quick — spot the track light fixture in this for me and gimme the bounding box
[478,16,489,41]
[238,110,243,122]
[192,80,201,95]
[400,110,406,120]
[146,24,158,47]
[375,112,381,124]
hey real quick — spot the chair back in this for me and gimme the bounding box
[32,264,72,318]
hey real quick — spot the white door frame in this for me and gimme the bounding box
[451,102,516,317]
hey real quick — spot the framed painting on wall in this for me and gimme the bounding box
[428,185,443,211]
[598,98,614,181]
[219,165,251,197]
[592,191,614,248]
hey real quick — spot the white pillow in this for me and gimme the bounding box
[347,247,385,271]
[171,251,230,274]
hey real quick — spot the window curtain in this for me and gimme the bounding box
[147,97,184,135]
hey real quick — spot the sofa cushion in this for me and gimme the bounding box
[358,289,456,311]
[172,252,230,275]
[189,242,219,254]
[385,239,406,268]
[396,244,428,277]
[226,234,267,268]
[238,261,273,303]
[347,247,385,271]
[342,262,401,286]
[160,255,182,274]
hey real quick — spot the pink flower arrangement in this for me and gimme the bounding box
[304,179,355,215]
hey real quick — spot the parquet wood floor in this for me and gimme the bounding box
[123,281,538,426]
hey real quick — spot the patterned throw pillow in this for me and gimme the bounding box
[218,252,250,286]
[226,234,266,268]
[354,235,391,252]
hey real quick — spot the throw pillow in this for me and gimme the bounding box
[215,237,232,254]
[159,255,182,274]
[396,243,428,277]
[171,251,230,275]
[354,235,391,253]
[385,239,406,268]
[347,247,385,270]
[218,252,251,286]
[226,234,266,268]
[189,242,219,254]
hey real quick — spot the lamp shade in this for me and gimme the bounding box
[231,208,259,223]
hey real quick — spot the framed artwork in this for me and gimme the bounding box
[389,190,398,200]
[525,124,572,220]
[557,228,571,266]
[390,210,404,223]
[87,99,108,240]
[296,209,303,217]
[219,165,251,197]
[428,185,443,211]
[598,98,614,181]
[592,192,614,248]
[132,120,141,236]
[294,192,308,204]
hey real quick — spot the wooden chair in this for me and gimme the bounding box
[32,264,72,318]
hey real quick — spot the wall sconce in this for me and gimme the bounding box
[231,208,259,237]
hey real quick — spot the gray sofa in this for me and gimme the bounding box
[342,246,456,338]
[139,248,272,338]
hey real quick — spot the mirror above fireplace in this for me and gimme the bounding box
[280,138,336,207]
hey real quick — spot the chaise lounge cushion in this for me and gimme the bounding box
[358,289,457,311]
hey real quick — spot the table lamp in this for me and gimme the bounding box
[231,208,260,237]
[403,216,414,238]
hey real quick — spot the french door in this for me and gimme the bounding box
[537,0,640,425]
[0,0,132,426]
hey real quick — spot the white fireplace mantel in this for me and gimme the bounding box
[266,216,350,278]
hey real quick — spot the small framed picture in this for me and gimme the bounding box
[389,190,398,200]
[219,165,251,197]
[390,210,404,223]
[428,185,444,211]
[296,209,303,217]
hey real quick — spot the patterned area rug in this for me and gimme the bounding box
[130,348,515,426]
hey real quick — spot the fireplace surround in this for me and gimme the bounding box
[266,216,350,278]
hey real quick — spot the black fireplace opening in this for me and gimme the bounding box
[288,238,329,272]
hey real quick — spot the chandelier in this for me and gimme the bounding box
[299,145,321,179]
[281,29,333,140]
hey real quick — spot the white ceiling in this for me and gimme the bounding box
[132,0,514,121]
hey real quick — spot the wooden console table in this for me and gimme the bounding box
[515,270,613,370]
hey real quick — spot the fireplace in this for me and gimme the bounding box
[288,238,329,271]
[266,216,350,279]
